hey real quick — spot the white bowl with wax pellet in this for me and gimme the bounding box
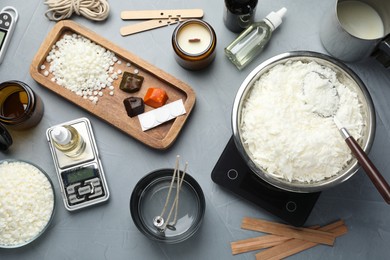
[0,159,55,248]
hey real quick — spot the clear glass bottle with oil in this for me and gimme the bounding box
[225,7,287,70]
[51,125,86,158]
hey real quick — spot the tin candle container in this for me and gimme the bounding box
[172,19,217,70]
[0,80,44,130]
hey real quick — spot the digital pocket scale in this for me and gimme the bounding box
[0,6,18,64]
[46,118,110,211]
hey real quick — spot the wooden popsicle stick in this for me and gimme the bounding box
[241,217,336,246]
[255,221,347,260]
[231,225,320,255]
[121,9,204,20]
[120,19,180,36]
[231,235,291,255]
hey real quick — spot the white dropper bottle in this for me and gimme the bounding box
[225,7,288,70]
[51,125,86,158]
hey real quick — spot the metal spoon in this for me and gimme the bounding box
[303,72,390,204]
[334,118,390,204]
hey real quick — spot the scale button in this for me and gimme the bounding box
[285,201,297,212]
[66,183,80,194]
[4,22,9,27]
[3,14,8,20]
[89,186,103,198]
[86,177,100,186]
[78,185,92,196]
[69,194,85,204]
[227,169,239,180]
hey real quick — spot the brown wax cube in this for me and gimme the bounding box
[119,72,144,93]
[123,97,144,117]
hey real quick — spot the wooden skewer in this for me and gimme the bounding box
[231,225,320,255]
[255,220,347,260]
[241,217,336,246]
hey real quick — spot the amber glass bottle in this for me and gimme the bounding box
[223,0,258,33]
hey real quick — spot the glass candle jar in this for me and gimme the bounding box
[172,19,217,70]
[0,80,44,130]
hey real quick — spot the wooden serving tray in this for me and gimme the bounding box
[30,20,196,150]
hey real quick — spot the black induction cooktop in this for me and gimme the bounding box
[211,136,320,226]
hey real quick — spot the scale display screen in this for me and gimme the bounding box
[62,165,98,185]
[0,29,6,49]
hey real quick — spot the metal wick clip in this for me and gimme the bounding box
[120,9,204,36]
[153,155,188,232]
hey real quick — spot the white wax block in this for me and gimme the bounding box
[138,99,186,131]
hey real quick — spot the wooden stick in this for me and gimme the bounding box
[231,235,291,255]
[121,9,204,20]
[231,225,320,255]
[241,217,336,246]
[255,220,347,260]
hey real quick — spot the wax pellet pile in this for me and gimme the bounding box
[0,161,54,247]
[44,33,123,104]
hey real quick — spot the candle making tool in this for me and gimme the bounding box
[303,70,390,204]
[120,9,204,36]
[333,117,390,204]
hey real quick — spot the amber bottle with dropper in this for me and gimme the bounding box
[51,125,86,158]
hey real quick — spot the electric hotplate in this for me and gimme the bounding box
[211,136,320,226]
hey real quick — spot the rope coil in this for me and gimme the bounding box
[44,0,110,21]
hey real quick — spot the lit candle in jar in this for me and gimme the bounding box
[172,19,217,70]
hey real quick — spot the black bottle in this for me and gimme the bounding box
[223,0,258,33]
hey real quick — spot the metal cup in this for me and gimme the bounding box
[320,0,390,63]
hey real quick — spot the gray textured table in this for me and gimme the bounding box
[1,0,390,259]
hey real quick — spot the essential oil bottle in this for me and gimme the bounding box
[225,7,287,70]
[51,125,86,158]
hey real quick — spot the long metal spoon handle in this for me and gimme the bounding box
[344,135,390,204]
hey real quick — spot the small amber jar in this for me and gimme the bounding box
[172,19,217,70]
[0,80,44,130]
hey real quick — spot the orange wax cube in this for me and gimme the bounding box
[144,88,168,108]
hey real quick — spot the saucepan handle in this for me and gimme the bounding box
[345,136,390,204]
[372,34,390,68]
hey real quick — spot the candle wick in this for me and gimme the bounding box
[188,38,201,43]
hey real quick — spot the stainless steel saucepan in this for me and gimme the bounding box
[232,51,376,193]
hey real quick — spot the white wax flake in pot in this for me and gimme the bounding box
[241,61,364,183]
[0,161,54,247]
[45,34,120,104]
[302,71,340,118]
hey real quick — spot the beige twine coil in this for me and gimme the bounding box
[44,0,110,21]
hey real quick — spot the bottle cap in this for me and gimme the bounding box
[51,126,71,145]
[265,7,287,30]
